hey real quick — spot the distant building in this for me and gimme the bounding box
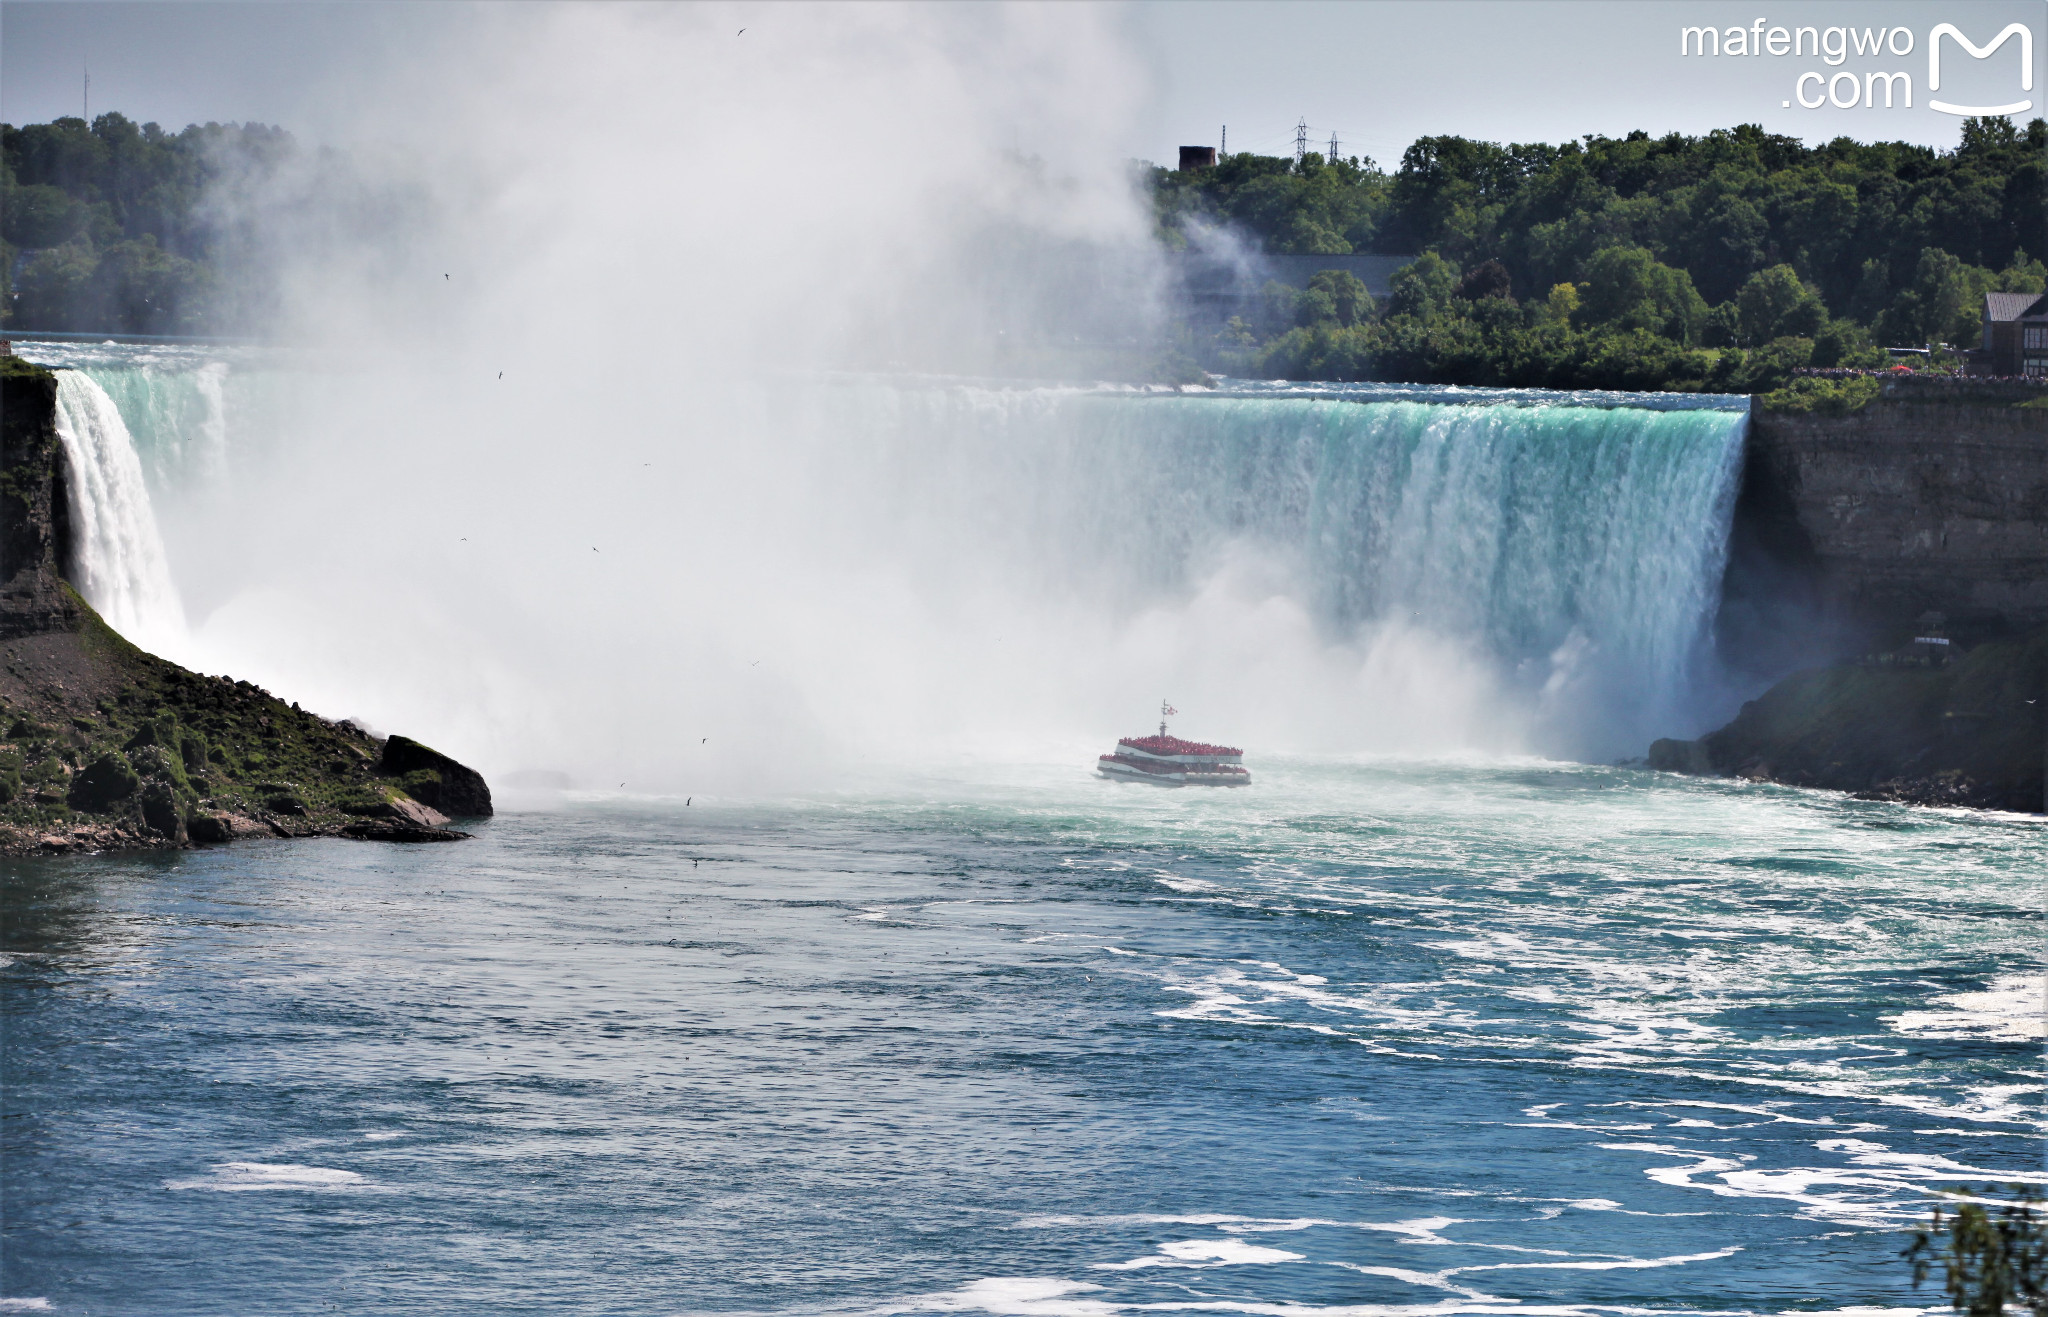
[1973,290,2048,376]
[1177,146,1217,171]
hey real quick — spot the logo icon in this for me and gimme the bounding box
[1928,22,2033,116]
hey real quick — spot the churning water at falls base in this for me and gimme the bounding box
[4,344,2041,1314]
[2,765,2042,1314]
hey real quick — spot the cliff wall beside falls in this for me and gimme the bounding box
[0,354,490,855]
[1672,378,2047,811]
[1724,379,2048,664]
[1,358,82,638]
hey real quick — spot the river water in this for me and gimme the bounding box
[4,761,2041,1314]
[2,342,2042,1313]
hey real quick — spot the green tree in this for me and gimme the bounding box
[1303,269,1372,326]
[1905,1186,2046,1317]
[1882,247,1979,346]
[1734,264,1825,345]
[1,182,84,246]
[1579,245,1708,344]
[1386,252,1460,321]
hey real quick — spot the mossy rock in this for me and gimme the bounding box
[379,736,493,817]
[1687,626,2048,809]
[68,753,140,812]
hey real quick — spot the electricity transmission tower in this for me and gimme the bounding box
[1328,132,1340,164]
[1294,118,1308,166]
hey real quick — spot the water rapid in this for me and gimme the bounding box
[6,346,2039,1317]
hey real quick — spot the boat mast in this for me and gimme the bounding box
[1160,700,1177,738]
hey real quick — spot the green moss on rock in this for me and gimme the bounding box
[1651,627,2047,811]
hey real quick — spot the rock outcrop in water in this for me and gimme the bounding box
[1653,627,2048,813]
[0,355,491,856]
[1674,378,2048,812]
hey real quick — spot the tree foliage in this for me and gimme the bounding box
[1905,1186,2047,1317]
[2,113,293,333]
[1157,118,2048,390]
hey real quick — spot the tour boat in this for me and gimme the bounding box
[1097,703,1250,787]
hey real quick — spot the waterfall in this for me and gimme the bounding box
[18,343,1749,765]
[50,371,187,652]
[824,383,1750,757]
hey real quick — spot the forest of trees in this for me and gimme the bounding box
[1152,118,2048,391]
[7,110,2046,396]
[1,113,294,335]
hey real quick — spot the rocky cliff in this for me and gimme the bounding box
[1723,379,2048,667]
[2,357,82,638]
[1671,378,2048,811]
[1653,627,2047,812]
[0,354,492,855]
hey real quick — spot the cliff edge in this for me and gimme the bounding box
[1663,378,2047,812]
[1723,377,2048,668]
[0,355,492,855]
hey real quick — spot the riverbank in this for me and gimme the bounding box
[1652,627,2048,813]
[1,354,489,855]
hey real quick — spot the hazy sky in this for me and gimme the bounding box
[2,1,2041,159]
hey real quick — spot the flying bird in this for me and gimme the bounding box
[701,737,707,743]
[737,27,745,34]
[444,273,449,280]
[498,372,503,379]
[686,797,692,805]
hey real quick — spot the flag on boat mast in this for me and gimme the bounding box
[1160,701,1178,737]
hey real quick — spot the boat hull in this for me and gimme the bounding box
[1097,759,1250,787]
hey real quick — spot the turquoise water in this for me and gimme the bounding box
[3,344,2037,1312]
[4,760,2041,1313]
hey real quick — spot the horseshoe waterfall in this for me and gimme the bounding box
[8,345,2034,1317]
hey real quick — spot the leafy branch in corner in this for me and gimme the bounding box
[1905,1184,2048,1316]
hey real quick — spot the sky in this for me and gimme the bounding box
[2,0,2042,160]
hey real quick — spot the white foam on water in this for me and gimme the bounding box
[362,1131,405,1141]
[1092,1238,1305,1270]
[1605,1132,2046,1226]
[1007,1212,1468,1246]
[0,1301,54,1312]
[1887,973,2047,1041]
[1450,1246,1739,1275]
[884,1277,1114,1315]
[879,1280,1758,1317]
[163,1162,366,1192]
